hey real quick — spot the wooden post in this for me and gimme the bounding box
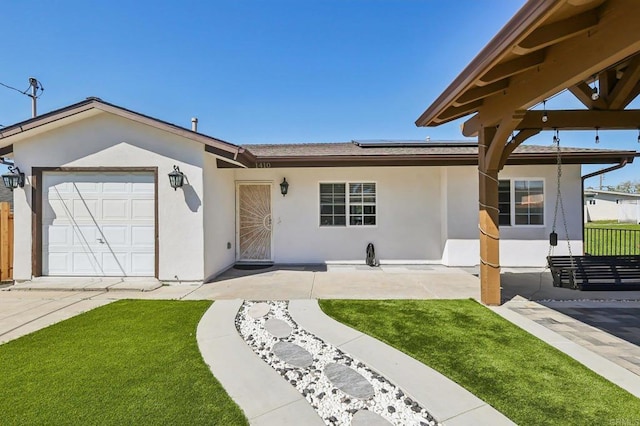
[0,202,10,281]
[478,128,501,305]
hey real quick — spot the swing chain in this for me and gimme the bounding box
[550,131,577,286]
[550,130,561,256]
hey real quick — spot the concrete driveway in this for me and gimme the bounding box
[0,290,113,344]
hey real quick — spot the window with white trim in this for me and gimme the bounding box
[320,182,376,226]
[319,183,346,226]
[498,179,544,226]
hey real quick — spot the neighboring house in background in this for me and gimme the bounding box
[584,189,640,223]
[0,98,636,282]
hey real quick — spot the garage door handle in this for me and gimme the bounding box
[97,238,105,244]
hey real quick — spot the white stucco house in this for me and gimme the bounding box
[0,98,636,282]
[584,189,640,223]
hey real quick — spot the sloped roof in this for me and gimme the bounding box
[241,140,638,167]
[0,97,254,168]
[585,188,640,198]
[0,98,635,170]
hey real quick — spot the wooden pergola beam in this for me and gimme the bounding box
[599,68,618,100]
[434,100,483,123]
[417,0,640,307]
[568,82,608,110]
[620,80,640,109]
[513,9,599,55]
[498,129,541,169]
[607,55,640,109]
[478,126,500,306]
[463,0,640,136]
[516,109,640,130]
[478,51,545,86]
[485,111,526,170]
[452,80,509,107]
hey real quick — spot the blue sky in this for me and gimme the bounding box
[1,0,638,187]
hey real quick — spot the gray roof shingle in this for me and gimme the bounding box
[243,141,630,158]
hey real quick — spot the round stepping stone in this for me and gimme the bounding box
[248,302,270,318]
[265,318,292,338]
[324,363,375,400]
[273,341,313,368]
[351,410,392,426]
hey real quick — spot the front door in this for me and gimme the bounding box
[237,183,272,261]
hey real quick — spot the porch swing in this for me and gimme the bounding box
[546,130,640,291]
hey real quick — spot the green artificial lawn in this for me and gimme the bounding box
[320,299,640,426]
[0,300,247,426]
[586,221,640,230]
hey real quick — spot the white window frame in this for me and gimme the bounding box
[319,181,377,227]
[498,178,545,227]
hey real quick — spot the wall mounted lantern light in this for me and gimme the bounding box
[591,75,600,101]
[168,165,186,190]
[2,166,25,191]
[280,178,289,196]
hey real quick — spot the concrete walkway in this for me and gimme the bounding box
[197,299,514,425]
[493,297,640,398]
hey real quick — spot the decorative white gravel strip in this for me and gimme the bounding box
[236,300,439,426]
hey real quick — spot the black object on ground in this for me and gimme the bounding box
[233,264,273,271]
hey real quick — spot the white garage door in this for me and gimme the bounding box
[43,172,155,276]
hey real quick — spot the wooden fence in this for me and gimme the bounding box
[0,202,13,281]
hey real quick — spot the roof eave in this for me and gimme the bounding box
[247,150,637,167]
[0,97,242,157]
[415,0,561,127]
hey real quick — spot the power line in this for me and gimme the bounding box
[1,78,45,118]
[0,81,29,95]
[0,79,44,98]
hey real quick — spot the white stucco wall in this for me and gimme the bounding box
[9,112,591,278]
[585,195,619,222]
[224,163,584,268]
[12,112,205,281]
[233,166,443,263]
[441,164,584,267]
[203,156,236,280]
[584,193,640,223]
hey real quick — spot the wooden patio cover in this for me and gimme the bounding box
[417,0,640,305]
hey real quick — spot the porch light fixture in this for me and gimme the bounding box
[595,127,600,144]
[2,166,25,191]
[168,165,185,190]
[279,178,289,196]
[591,76,599,101]
[542,100,548,123]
